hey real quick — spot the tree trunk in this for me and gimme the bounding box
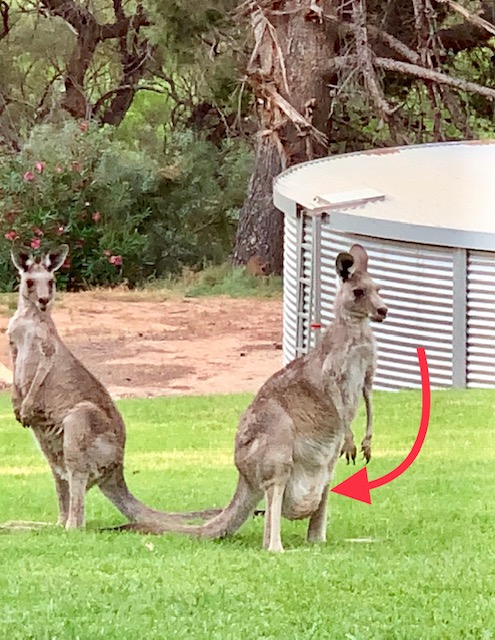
[233,138,284,273]
[233,0,338,274]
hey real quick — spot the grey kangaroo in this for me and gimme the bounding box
[116,244,387,551]
[7,245,217,529]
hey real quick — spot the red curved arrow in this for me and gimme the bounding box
[330,347,430,504]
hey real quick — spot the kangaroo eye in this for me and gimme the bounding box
[48,280,54,290]
[353,288,365,299]
[26,279,34,288]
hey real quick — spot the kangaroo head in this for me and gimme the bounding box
[334,244,387,323]
[11,244,69,313]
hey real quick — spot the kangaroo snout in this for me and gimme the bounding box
[373,306,388,322]
[38,297,50,309]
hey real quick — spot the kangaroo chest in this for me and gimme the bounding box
[325,337,376,423]
[341,342,374,403]
[8,314,55,397]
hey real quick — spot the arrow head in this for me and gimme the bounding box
[330,467,372,504]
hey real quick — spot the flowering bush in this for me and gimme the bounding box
[0,121,253,291]
[0,121,157,289]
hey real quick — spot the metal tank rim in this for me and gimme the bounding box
[273,139,495,252]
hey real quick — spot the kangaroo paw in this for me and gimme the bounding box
[361,438,372,464]
[340,440,357,465]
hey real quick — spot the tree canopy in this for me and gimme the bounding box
[1,0,495,285]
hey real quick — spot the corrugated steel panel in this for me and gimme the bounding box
[301,216,313,354]
[283,213,299,363]
[467,251,495,387]
[284,224,455,390]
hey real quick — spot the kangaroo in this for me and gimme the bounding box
[115,244,387,551]
[7,245,218,529]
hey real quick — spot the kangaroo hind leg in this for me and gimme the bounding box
[307,484,329,543]
[263,482,287,552]
[62,402,116,529]
[53,471,70,527]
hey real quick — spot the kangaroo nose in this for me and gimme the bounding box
[38,297,49,306]
[377,307,388,318]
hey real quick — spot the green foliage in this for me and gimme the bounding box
[0,121,252,290]
[0,10,73,143]
[0,388,495,638]
[142,131,253,277]
[182,263,282,298]
[0,121,157,289]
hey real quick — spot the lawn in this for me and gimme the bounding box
[0,389,494,639]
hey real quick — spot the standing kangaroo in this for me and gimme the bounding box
[7,245,216,529]
[117,244,387,551]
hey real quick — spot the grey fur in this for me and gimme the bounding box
[116,244,387,551]
[8,245,218,529]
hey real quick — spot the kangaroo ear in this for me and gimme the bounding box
[349,244,369,272]
[336,252,355,281]
[44,244,69,272]
[11,246,34,272]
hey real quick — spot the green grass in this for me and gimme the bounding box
[181,264,283,298]
[0,389,494,639]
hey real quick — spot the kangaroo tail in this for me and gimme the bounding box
[106,475,261,538]
[98,467,220,524]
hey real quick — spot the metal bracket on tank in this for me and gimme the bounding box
[311,214,323,347]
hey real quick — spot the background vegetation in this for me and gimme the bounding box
[2,0,495,287]
[1,388,494,638]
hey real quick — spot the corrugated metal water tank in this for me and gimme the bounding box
[274,140,495,390]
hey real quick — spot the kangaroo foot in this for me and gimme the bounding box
[340,439,357,465]
[361,438,371,464]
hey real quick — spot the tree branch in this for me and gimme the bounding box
[375,56,495,100]
[40,0,98,34]
[436,0,495,37]
[351,0,395,116]
[325,11,421,64]
[0,1,9,40]
[101,1,150,39]
[436,0,495,52]
[36,0,153,122]
[92,83,164,116]
[326,55,495,100]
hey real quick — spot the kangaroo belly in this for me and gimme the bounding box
[282,465,329,520]
[14,348,40,397]
[33,422,116,487]
[33,425,67,480]
[282,437,342,520]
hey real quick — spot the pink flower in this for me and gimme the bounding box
[92,211,101,223]
[30,238,41,250]
[34,161,45,174]
[55,166,63,174]
[23,171,35,182]
[109,255,123,267]
[56,226,65,236]
[34,228,44,237]
[4,231,18,241]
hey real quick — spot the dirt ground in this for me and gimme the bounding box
[0,292,284,398]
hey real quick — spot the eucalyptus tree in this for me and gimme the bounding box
[232,0,495,274]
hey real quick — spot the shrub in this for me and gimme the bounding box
[142,131,253,277]
[0,121,253,291]
[0,121,157,290]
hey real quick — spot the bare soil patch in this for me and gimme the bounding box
[0,293,283,398]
